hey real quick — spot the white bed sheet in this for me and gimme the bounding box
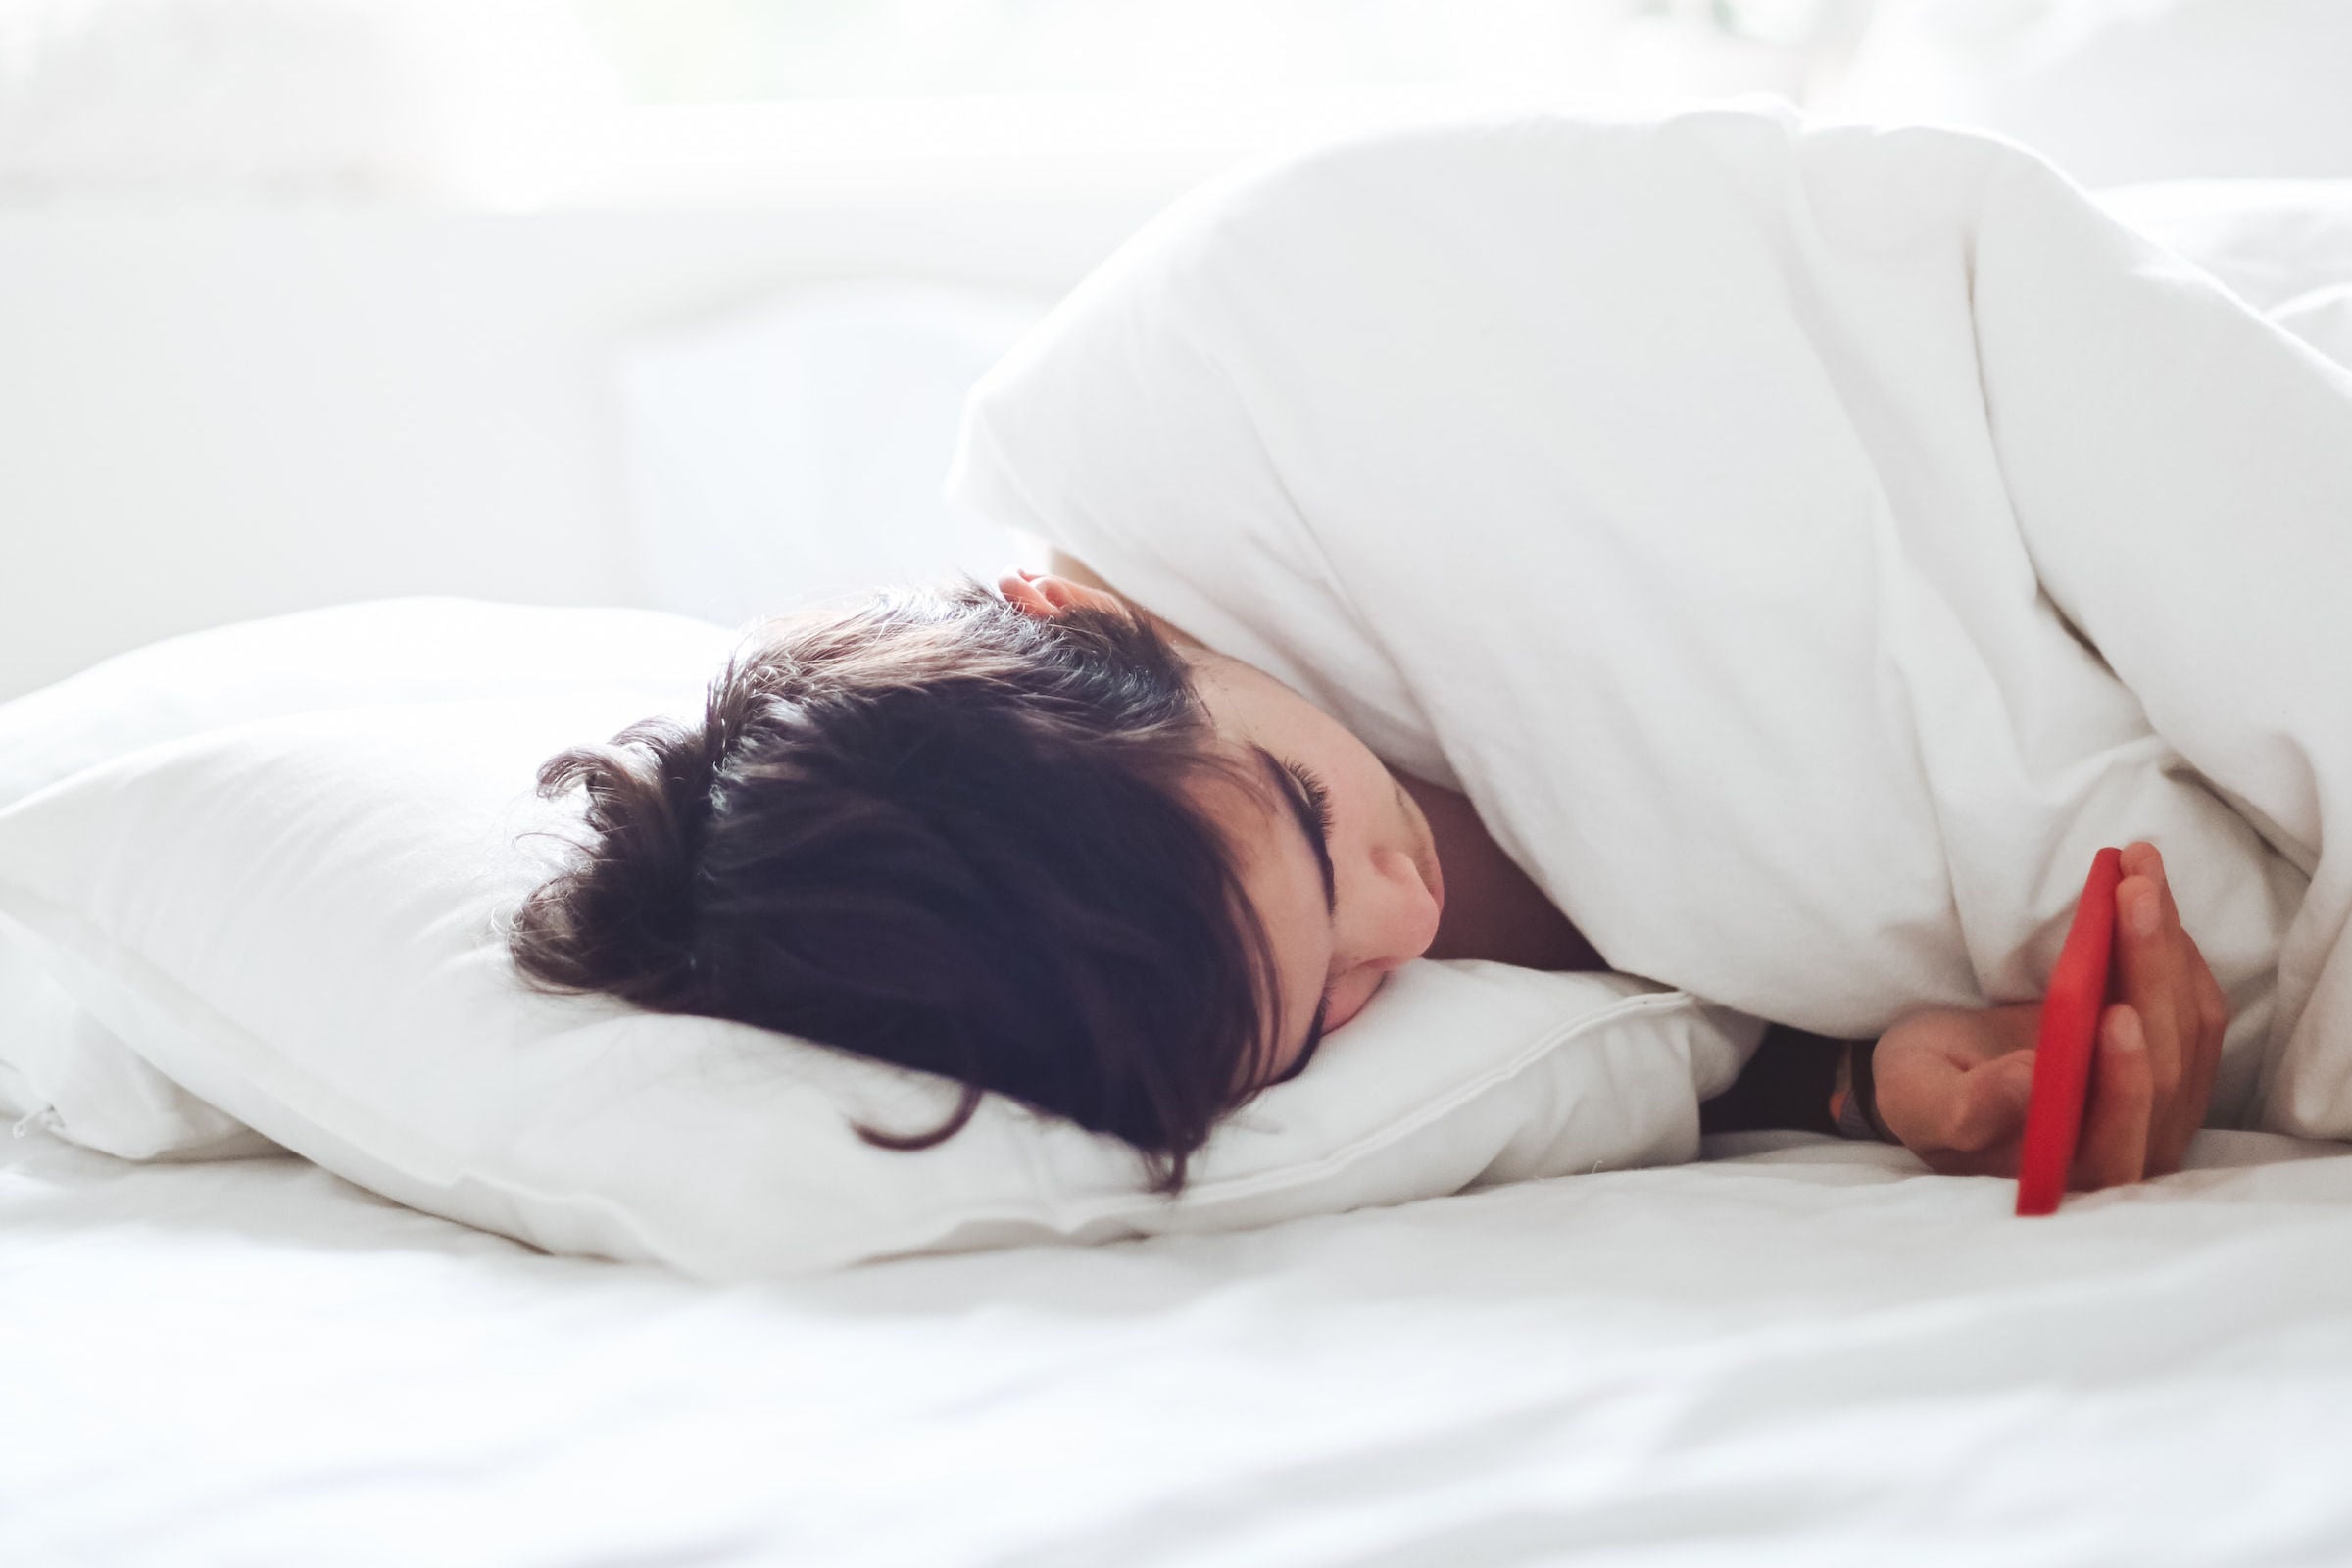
[10,1120,2352,1566]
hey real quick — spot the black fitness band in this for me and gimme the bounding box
[1837,1037,1898,1144]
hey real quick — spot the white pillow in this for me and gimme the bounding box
[0,610,1756,1277]
[0,597,737,1159]
[0,934,266,1160]
[0,596,739,809]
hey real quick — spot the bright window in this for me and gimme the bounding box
[571,0,1850,105]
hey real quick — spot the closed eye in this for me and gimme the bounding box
[1258,751,1337,916]
[1285,760,1336,845]
[1248,746,1340,1086]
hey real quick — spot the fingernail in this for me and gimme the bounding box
[2131,886,2160,936]
[2109,1010,2143,1050]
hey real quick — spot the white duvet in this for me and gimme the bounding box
[949,101,2352,1135]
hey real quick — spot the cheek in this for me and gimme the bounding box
[1324,965,1390,1034]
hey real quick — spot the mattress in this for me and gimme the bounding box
[9,1120,2352,1564]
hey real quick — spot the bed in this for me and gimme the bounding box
[12,1116,2352,1562]
[13,68,2352,1568]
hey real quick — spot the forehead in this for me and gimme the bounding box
[1185,742,1301,875]
[1188,651,1296,733]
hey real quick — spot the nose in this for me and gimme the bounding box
[1362,844,1443,965]
[1325,846,1443,1029]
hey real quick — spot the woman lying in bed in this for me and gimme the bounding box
[508,559,2229,1198]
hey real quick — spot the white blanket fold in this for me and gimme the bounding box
[950,102,2352,1134]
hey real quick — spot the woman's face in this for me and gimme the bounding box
[999,571,1445,1091]
[1186,652,1446,1088]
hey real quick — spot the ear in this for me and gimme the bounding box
[997,569,1128,621]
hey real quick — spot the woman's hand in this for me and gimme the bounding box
[1870,842,2229,1190]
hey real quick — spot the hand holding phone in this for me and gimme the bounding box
[2016,848,2124,1216]
[1868,843,2226,1202]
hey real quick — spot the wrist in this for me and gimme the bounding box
[1833,1038,1897,1142]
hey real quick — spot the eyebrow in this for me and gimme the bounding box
[1251,746,1336,916]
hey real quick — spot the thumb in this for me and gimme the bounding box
[1940,1049,2036,1153]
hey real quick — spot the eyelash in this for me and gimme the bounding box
[1283,760,1340,1035]
[1286,762,1336,845]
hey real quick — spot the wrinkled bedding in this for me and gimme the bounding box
[11,1119,2352,1565]
[949,104,2352,1136]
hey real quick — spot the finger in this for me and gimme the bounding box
[2139,848,2202,1033]
[2154,851,2201,1170]
[2113,872,2185,1141]
[2167,923,2231,1167]
[2075,1005,2153,1190]
[2192,936,2230,1067]
[2143,845,2223,1171]
[1939,1049,2036,1157]
[2145,848,2205,1095]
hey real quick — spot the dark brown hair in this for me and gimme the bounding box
[506,580,1274,1192]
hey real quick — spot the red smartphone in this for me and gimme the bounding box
[2015,847,2125,1216]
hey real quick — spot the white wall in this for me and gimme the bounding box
[18,0,2339,703]
[0,0,1841,705]
[0,174,1184,701]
